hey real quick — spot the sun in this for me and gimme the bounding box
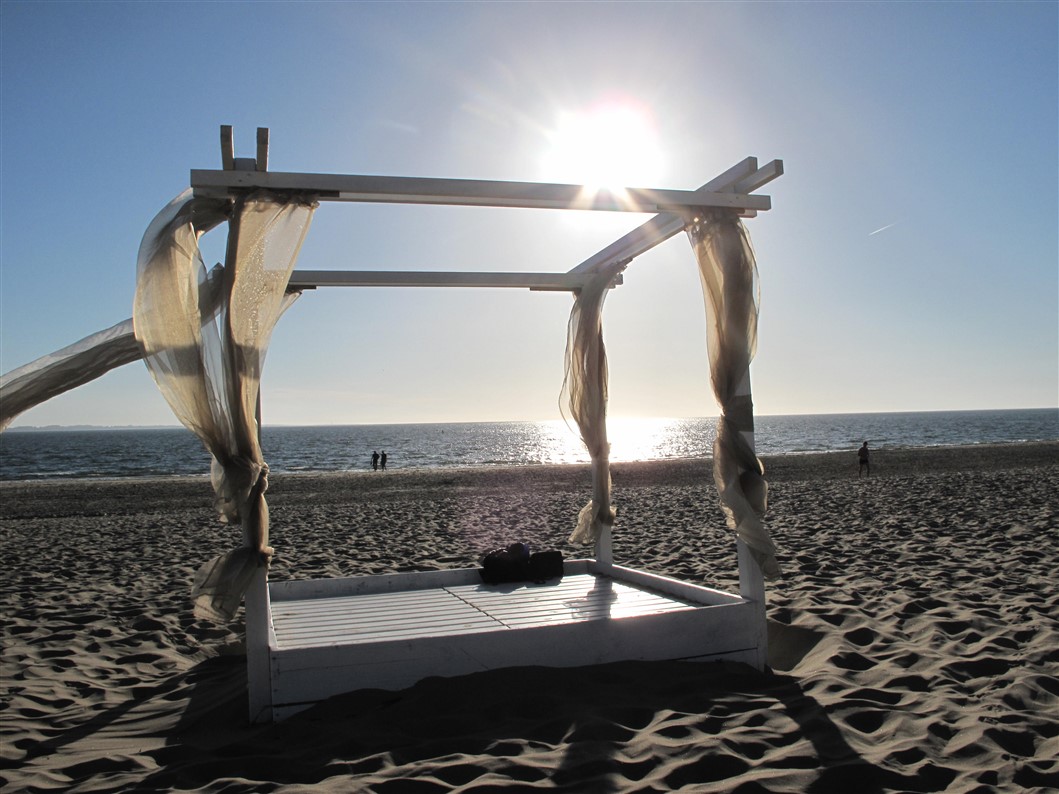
[541,99,665,192]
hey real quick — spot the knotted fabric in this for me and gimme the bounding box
[133,188,317,620]
[561,259,626,545]
[686,210,779,579]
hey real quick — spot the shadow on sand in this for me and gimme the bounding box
[95,645,950,793]
[6,615,956,793]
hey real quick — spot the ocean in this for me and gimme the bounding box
[1,409,1055,481]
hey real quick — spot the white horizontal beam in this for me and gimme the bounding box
[569,157,786,275]
[286,270,621,291]
[191,170,772,214]
[733,159,784,194]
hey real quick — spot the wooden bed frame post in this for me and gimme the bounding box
[594,526,613,567]
[245,564,273,723]
[736,538,767,669]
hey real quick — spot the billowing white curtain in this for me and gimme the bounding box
[0,318,142,431]
[562,259,627,545]
[133,189,317,621]
[686,209,779,579]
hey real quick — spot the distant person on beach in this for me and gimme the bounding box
[371,450,379,471]
[858,441,870,477]
[380,451,388,470]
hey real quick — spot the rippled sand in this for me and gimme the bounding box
[1,442,1056,792]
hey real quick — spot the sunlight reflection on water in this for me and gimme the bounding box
[3,409,1054,479]
[536,417,714,465]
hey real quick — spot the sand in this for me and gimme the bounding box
[1,442,1057,792]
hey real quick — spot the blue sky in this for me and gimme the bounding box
[2,1,1056,427]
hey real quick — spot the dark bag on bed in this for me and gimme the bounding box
[527,551,564,582]
[479,543,531,584]
[479,545,564,584]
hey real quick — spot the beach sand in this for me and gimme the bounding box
[1,442,1057,792]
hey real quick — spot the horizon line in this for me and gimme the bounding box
[6,406,1057,432]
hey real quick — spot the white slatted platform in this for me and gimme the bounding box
[246,560,767,722]
[270,574,699,649]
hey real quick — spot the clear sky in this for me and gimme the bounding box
[2,1,1056,428]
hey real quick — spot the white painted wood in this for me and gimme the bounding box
[593,526,613,566]
[567,156,761,275]
[268,565,493,602]
[253,565,765,721]
[262,641,759,721]
[245,564,274,723]
[255,127,269,172]
[270,574,704,649]
[733,159,784,195]
[220,125,234,171]
[190,170,772,214]
[285,270,621,292]
[267,597,761,717]
[737,539,768,670]
[273,593,504,648]
[604,564,743,606]
[211,136,783,722]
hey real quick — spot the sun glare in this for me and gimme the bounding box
[541,100,664,193]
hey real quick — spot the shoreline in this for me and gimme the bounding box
[2,441,1057,791]
[2,438,1055,488]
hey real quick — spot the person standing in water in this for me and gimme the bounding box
[380,451,388,470]
[371,450,380,471]
[858,441,870,477]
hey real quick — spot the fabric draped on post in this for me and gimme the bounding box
[133,188,317,621]
[0,318,143,431]
[685,210,779,579]
[561,259,627,546]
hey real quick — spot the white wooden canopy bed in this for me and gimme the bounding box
[0,126,784,723]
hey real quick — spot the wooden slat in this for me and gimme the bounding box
[275,620,502,647]
[278,627,501,649]
[269,566,488,602]
[448,576,697,627]
[273,604,494,635]
[274,603,497,635]
[272,589,452,615]
[271,587,504,647]
[270,573,702,650]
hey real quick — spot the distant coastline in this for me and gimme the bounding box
[7,406,1058,432]
[5,424,183,432]
[2,409,1056,482]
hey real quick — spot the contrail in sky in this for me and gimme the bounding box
[869,221,899,236]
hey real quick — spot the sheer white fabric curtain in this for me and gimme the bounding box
[686,210,779,579]
[562,259,626,546]
[0,319,143,431]
[134,189,317,621]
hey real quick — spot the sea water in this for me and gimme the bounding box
[1,409,1055,481]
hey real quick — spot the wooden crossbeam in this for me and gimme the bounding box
[568,158,784,275]
[733,159,784,194]
[207,126,781,295]
[191,170,772,214]
[286,270,621,292]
